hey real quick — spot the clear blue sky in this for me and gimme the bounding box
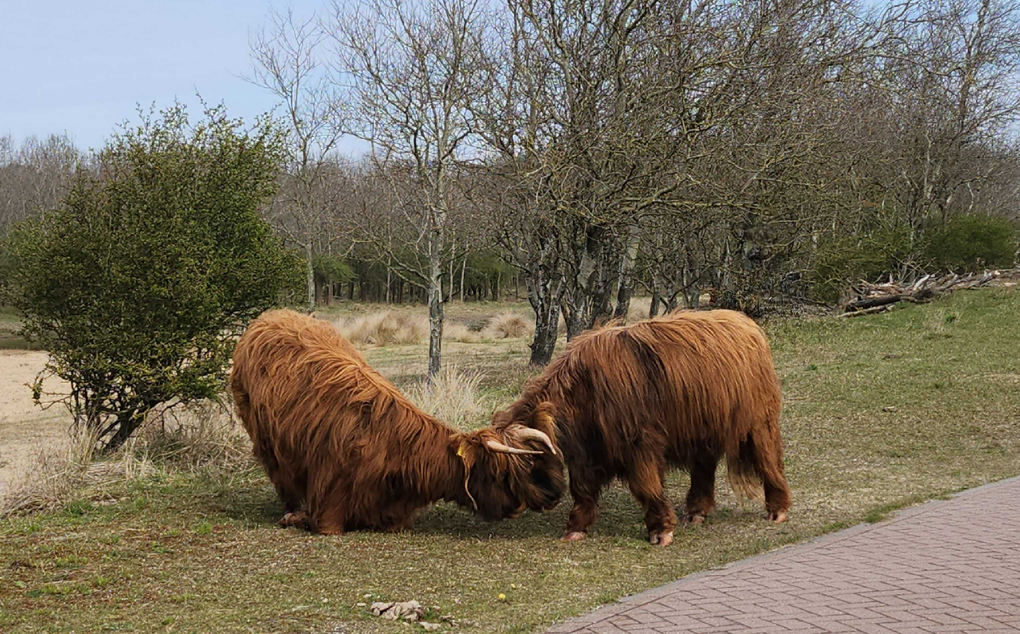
[1,0,325,152]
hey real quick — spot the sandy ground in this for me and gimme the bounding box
[0,351,69,493]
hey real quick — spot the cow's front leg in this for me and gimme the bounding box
[562,472,607,542]
[626,456,677,547]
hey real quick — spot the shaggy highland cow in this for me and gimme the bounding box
[231,309,564,534]
[494,309,791,547]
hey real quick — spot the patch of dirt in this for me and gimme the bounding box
[0,351,70,493]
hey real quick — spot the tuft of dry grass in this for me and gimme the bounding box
[404,365,485,429]
[444,322,484,343]
[135,400,250,472]
[334,311,429,347]
[1,429,104,517]
[1,400,248,518]
[482,312,532,339]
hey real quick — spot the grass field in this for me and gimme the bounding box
[0,306,41,350]
[2,289,1019,633]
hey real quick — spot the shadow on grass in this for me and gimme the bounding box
[201,471,660,543]
[194,458,782,547]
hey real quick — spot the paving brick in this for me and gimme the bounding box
[549,476,1020,634]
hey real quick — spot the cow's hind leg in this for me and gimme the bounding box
[563,468,608,542]
[307,478,348,536]
[683,450,718,525]
[625,456,677,547]
[743,418,792,523]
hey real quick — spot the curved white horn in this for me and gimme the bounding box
[510,426,558,455]
[484,439,542,455]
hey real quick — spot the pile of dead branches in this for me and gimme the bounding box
[841,270,1016,317]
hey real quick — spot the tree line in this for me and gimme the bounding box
[3,0,1020,377]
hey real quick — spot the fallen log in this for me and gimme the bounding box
[842,269,1011,314]
[844,294,905,311]
[840,304,895,318]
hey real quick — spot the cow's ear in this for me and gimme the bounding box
[450,434,476,467]
[531,402,558,436]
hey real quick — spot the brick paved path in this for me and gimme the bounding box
[549,476,1020,633]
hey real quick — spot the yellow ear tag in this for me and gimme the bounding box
[456,444,467,458]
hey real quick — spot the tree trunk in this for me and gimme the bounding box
[305,242,315,312]
[529,302,560,365]
[665,294,679,312]
[528,277,561,366]
[613,227,640,320]
[427,224,445,379]
[649,276,661,318]
[385,265,392,304]
[684,287,700,309]
[104,409,145,452]
[460,258,467,303]
[447,247,455,303]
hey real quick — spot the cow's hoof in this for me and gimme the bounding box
[682,513,706,526]
[561,531,587,542]
[317,527,343,536]
[649,530,674,547]
[279,511,309,529]
[767,510,788,523]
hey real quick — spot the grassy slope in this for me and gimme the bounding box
[2,290,1019,633]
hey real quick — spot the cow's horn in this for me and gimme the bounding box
[484,439,542,455]
[510,426,558,455]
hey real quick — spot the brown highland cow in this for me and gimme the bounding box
[494,309,791,547]
[231,309,564,534]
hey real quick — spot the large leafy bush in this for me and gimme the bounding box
[4,105,301,449]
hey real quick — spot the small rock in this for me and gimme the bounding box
[356,602,367,607]
[421,623,441,631]
[363,593,373,599]
[371,601,395,616]
[882,406,897,413]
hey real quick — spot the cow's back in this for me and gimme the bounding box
[231,310,365,469]
[549,310,780,467]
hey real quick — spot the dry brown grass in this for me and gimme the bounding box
[0,400,247,518]
[334,311,429,346]
[482,312,532,339]
[404,366,485,429]
[444,322,484,343]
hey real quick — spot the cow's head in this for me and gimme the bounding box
[453,403,564,521]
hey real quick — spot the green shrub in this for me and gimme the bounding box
[4,104,302,450]
[809,225,916,303]
[924,213,1017,273]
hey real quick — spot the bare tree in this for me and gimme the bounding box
[250,7,347,312]
[877,0,1020,231]
[325,0,490,377]
[0,133,81,238]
